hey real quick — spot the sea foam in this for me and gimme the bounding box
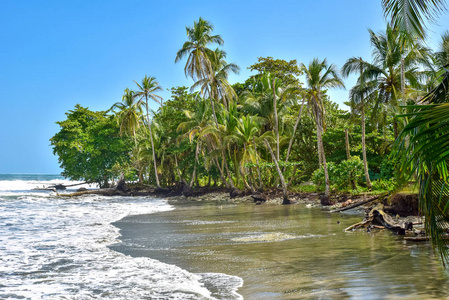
[0,181,243,299]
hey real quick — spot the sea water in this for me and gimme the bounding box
[0,174,243,299]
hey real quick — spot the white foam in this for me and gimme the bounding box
[0,191,243,299]
[0,178,97,192]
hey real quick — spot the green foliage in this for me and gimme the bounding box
[312,156,364,191]
[312,162,336,190]
[249,56,303,86]
[371,178,397,192]
[337,156,364,188]
[50,105,132,187]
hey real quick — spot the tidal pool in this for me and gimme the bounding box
[111,200,449,299]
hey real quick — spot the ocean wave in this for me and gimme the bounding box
[0,192,243,299]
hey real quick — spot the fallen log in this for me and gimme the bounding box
[59,188,129,197]
[345,203,405,234]
[404,236,429,242]
[404,235,449,242]
[331,194,385,213]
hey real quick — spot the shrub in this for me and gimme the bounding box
[312,156,364,191]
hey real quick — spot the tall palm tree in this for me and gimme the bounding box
[301,58,345,196]
[175,17,224,127]
[241,73,298,161]
[342,57,379,188]
[345,26,429,138]
[191,48,240,110]
[134,75,163,188]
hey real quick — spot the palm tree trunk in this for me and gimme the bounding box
[264,139,290,204]
[190,142,200,188]
[345,128,350,160]
[145,97,160,188]
[213,157,229,188]
[272,78,280,162]
[361,104,372,188]
[253,137,263,189]
[205,85,220,129]
[316,116,330,196]
[174,154,188,186]
[232,150,240,187]
[242,144,255,192]
[284,97,305,172]
[222,149,235,189]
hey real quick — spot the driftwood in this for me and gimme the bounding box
[345,204,406,234]
[330,194,383,213]
[60,188,129,197]
[404,236,430,242]
[404,235,449,242]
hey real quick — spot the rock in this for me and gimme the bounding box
[116,173,127,192]
[384,193,419,216]
[230,188,244,199]
[251,193,267,203]
[54,184,66,190]
[77,187,87,192]
[320,195,333,206]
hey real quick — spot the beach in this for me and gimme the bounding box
[2,174,449,299]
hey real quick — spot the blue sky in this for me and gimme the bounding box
[1,1,448,174]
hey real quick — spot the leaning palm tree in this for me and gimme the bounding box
[134,75,163,188]
[175,17,224,127]
[301,58,345,196]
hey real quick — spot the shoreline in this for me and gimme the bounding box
[110,197,439,299]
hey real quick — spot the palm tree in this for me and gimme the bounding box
[241,73,298,161]
[435,31,449,67]
[342,57,379,188]
[384,0,449,264]
[345,26,429,138]
[191,48,240,111]
[134,75,163,188]
[394,68,449,263]
[177,98,212,188]
[109,88,143,141]
[382,0,446,39]
[175,17,224,127]
[224,115,261,192]
[301,58,345,196]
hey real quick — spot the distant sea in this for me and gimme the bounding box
[0,174,242,299]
